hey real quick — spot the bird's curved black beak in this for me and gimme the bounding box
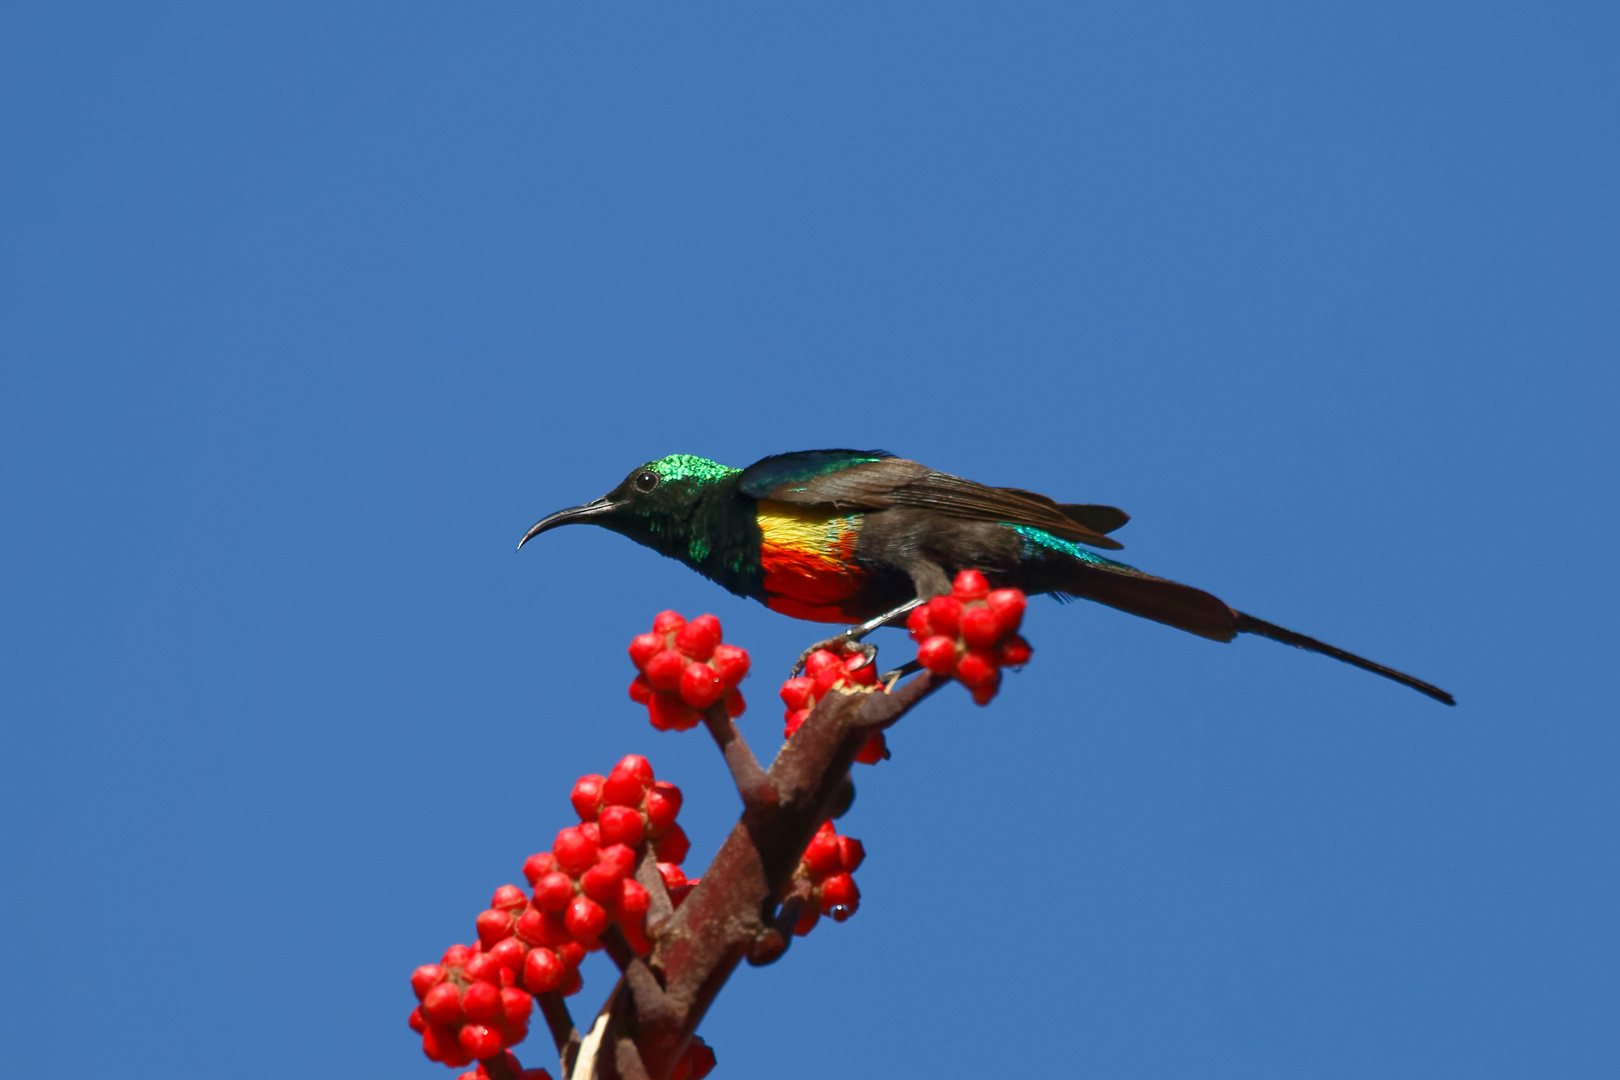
[516,496,621,551]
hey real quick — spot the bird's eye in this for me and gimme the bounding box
[634,471,659,493]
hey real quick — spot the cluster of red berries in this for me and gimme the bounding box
[409,944,536,1067]
[628,612,750,731]
[779,646,888,764]
[906,570,1032,705]
[790,820,865,936]
[409,755,694,1068]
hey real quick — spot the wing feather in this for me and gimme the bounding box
[741,452,1125,550]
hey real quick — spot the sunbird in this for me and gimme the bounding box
[518,450,1453,704]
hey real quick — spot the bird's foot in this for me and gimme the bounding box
[789,634,878,678]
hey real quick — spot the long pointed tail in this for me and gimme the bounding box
[1234,611,1455,705]
[1046,555,1455,705]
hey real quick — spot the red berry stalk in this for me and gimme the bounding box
[906,570,1033,705]
[788,820,866,936]
[780,645,889,764]
[627,612,750,730]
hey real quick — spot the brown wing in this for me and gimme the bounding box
[748,456,1125,550]
[999,488,1131,535]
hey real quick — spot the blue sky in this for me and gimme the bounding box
[2,3,1616,1077]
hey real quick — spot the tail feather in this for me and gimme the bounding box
[1049,556,1454,704]
[1234,612,1455,705]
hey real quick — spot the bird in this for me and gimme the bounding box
[517,449,1453,705]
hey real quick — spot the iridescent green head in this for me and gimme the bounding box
[517,454,745,565]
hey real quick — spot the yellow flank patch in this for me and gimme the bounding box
[755,500,864,565]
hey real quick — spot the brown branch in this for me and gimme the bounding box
[701,702,777,807]
[569,671,945,1079]
[538,990,579,1062]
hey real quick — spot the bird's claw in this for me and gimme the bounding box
[789,634,878,678]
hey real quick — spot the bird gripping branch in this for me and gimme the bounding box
[518,449,1453,705]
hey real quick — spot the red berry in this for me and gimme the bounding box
[647,691,700,731]
[600,842,637,875]
[654,823,690,864]
[565,896,609,942]
[837,835,865,872]
[971,683,999,706]
[464,952,501,984]
[955,650,998,688]
[560,966,584,997]
[723,687,745,717]
[620,921,652,957]
[476,909,514,948]
[521,853,557,886]
[532,871,574,913]
[952,568,990,600]
[580,822,601,845]
[459,1024,504,1060]
[570,775,606,821]
[645,649,686,692]
[986,588,1026,633]
[555,940,587,970]
[669,879,697,907]
[674,613,722,660]
[679,661,724,708]
[597,804,645,847]
[679,1038,717,1080]
[961,606,1002,649]
[926,595,963,637]
[515,908,547,945]
[793,906,820,936]
[819,873,860,919]
[843,654,878,686]
[553,827,599,875]
[605,755,654,803]
[408,1006,427,1033]
[492,884,527,912]
[783,707,810,738]
[628,632,663,670]
[501,986,534,1027]
[779,676,815,710]
[906,604,933,642]
[617,877,651,920]
[644,781,682,830]
[464,979,503,1023]
[581,860,630,904]
[804,649,843,678]
[657,862,688,890]
[803,828,841,877]
[710,643,750,686]
[854,732,888,764]
[422,981,463,1025]
[487,937,526,972]
[422,1020,461,1063]
[917,634,958,674]
[998,635,1033,667]
[411,964,444,1000]
[628,675,653,705]
[442,944,472,968]
[811,666,842,697]
[523,948,564,994]
[652,610,686,635]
